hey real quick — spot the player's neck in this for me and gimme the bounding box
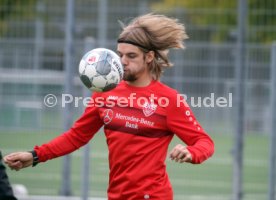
[127,73,152,87]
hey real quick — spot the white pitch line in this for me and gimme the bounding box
[17,196,106,200]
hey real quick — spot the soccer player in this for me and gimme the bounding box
[0,151,17,200]
[4,14,214,200]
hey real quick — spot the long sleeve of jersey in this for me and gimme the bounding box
[34,94,103,162]
[167,92,214,164]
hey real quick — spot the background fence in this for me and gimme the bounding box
[0,0,275,200]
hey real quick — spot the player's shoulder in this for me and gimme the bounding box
[153,81,178,98]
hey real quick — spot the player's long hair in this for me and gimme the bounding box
[117,13,188,80]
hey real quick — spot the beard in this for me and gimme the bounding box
[123,71,137,82]
[123,63,147,82]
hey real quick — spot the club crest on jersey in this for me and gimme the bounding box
[142,100,157,117]
[103,109,113,124]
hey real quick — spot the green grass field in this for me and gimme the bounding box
[0,131,269,200]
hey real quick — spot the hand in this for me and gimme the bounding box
[3,152,33,171]
[169,144,193,163]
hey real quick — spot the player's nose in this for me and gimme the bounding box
[120,55,128,67]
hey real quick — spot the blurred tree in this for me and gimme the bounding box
[151,0,276,43]
[248,0,276,43]
[0,0,36,37]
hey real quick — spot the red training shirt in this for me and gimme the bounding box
[34,80,214,200]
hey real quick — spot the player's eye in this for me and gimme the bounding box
[117,52,122,58]
[128,53,136,59]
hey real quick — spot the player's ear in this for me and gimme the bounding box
[145,51,154,64]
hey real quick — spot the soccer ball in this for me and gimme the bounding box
[79,48,124,92]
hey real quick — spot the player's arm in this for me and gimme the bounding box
[4,93,103,170]
[167,92,215,164]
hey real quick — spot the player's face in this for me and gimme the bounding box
[117,43,149,82]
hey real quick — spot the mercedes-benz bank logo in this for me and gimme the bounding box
[103,109,113,124]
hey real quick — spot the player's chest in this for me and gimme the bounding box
[97,94,169,135]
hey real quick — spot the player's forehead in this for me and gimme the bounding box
[117,43,142,55]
